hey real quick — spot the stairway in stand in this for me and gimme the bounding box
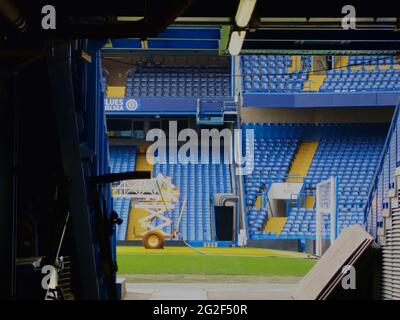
[287,142,319,182]
[263,217,287,235]
[303,72,326,92]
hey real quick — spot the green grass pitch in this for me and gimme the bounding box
[117,247,316,276]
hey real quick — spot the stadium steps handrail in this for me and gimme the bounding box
[363,99,400,237]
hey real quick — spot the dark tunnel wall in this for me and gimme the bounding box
[0,73,16,299]
[15,59,66,259]
[0,57,79,299]
[1,40,114,300]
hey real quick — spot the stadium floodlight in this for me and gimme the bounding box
[235,0,257,27]
[228,30,246,56]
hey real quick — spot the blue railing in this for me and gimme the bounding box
[210,193,217,241]
[240,173,250,240]
[364,99,400,239]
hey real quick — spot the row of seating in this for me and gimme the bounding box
[241,55,400,94]
[125,62,231,97]
[154,159,232,241]
[244,124,386,239]
[304,139,384,228]
[108,146,137,174]
[320,56,400,92]
[348,55,398,66]
[104,55,400,97]
[245,138,298,207]
[242,55,311,93]
[109,124,386,241]
[109,144,232,242]
[109,146,137,240]
[114,198,131,241]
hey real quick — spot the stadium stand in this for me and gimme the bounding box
[244,136,298,207]
[242,55,311,93]
[244,123,387,240]
[366,103,400,237]
[241,55,400,94]
[109,146,137,240]
[281,137,384,238]
[320,56,400,92]
[108,54,396,243]
[114,198,131,241]
[109,146,232,241]
[363,103,400,300]
[125,62,231,97]
[153,153,232,241]
[108,146,137,173]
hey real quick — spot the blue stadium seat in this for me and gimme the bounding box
[153,150,232,241]
[320,55,400,93]
[125,62,231,98]
[241,55,311,93]
[244,123,386,240]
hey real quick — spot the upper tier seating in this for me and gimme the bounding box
[125,62,231,97]
[241,55,400,94]
[242,55,311,93]
[320,55,400,92]
[349,55,399,66]
[109,146,137,173]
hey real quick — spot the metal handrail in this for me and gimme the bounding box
[363,100,400,236]
[256,173,307,181]
[284,173,306,180]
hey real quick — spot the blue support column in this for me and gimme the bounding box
[87,40,116,298]
[47,42,101,299]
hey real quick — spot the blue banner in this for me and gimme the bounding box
[104,98,139,112]
[104,97,235,115]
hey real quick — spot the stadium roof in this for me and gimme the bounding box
[1,0,400,53]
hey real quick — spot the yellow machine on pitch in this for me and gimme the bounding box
[113,173,186,249]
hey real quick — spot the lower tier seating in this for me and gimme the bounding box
[109,145,137,173]
[245,138,298,206]
[246,124,386,240]
[154,159,232,241]
[114,198,131,241]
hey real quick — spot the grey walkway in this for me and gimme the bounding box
[122,275,299,300]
